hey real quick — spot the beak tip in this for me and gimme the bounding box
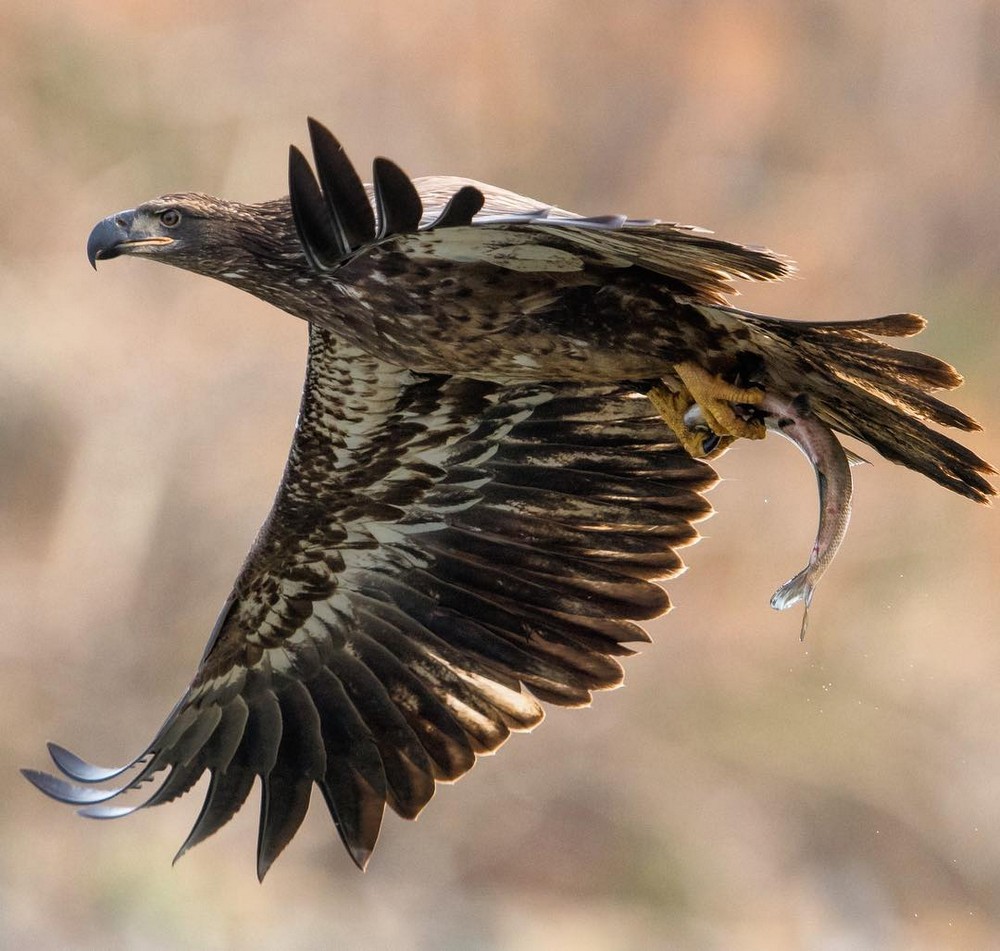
[87,209,135,271]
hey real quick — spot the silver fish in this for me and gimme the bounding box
[758,391,860,639]
[680,390,863,637]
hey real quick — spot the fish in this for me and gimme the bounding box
[757,391,860,640]
[680,390,862,638]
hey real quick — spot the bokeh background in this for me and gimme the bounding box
[2,1,998,948]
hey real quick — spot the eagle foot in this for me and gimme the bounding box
[647,384,734,458]
[649,362,766,458]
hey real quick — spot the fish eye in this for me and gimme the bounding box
[159,208,182,228]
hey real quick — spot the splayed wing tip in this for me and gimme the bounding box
[21,768,121,806]
[47,742,143,783]
[350,846,374,872]
[77,804,140,820]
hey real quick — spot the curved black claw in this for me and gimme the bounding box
[700,432,721,454]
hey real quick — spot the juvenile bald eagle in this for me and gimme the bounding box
[25,120,994,879]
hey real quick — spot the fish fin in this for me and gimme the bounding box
[770,567,811,611]
[771,570,816,640]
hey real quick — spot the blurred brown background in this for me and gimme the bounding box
[2,1,998,948]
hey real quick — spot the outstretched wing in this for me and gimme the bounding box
[289,118,792,305]
[24,326,716,878]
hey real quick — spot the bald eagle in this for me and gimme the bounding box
[24,120,994,879]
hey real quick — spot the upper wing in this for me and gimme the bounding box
[289,118,792,306]
[24,326,716,878]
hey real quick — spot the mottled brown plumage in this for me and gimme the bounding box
[26,120,994,879]
[83,120,993,498]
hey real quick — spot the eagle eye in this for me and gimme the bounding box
[159,208,182,228]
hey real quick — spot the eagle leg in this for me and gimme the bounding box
[649,362,766,457]
[674,362,766,442]
[647,383,733,458]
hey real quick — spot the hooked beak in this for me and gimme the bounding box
[86,210,174,269]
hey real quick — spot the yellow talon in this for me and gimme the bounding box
[647,383,734,459]
[647,362,766,458]
[673,361,766,442]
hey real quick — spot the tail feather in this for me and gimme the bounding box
[735,311,996,504]
[823,380,994,501]
[806,312,927,338]
[828,366,979,431]
[828,335,964,391]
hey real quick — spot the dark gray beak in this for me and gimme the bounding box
[87,210,137,269]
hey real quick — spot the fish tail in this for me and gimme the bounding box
[772,570,817,640]
[798,608,810,642]
[729,309,996,503]
[770,568,812,611]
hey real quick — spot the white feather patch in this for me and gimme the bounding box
[398,230,585,272]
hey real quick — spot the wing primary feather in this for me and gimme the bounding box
[77,774,187,819]
[173,766,257,863]
[46,742,146,784]
[20,768,129,806]
[203,696,250,773]
[169,704,224,768]
[372,157,423,239]
[306,668,387,869]
[317,780,380,872]
[424,185,485,230]
[255,682,324,881]
[319,639,437,819]
[288,145,344,269]
[242,687,283,776]
[77,803,148,820]
[306,118,376,253]
[143,762,207,808]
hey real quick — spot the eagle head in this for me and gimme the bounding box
[86,194,305,288]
